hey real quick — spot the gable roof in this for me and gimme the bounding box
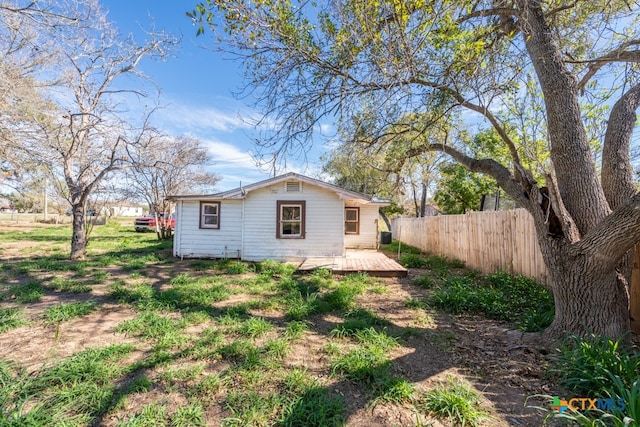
[169,172,388,205]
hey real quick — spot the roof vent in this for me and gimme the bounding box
[285,181,301,192]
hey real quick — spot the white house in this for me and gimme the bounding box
[110,205,144,217]
[170,173,389,261]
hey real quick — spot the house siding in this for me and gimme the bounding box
[241,183,345,261]
[344,203,380,249]
[173,199,243,258]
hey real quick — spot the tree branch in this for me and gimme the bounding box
[572,192,640,272]
[577,40,640,90]
[546,2,579,19]
[425,143,530,208]
[457,7,519,24]
[410,77,527,176]
[601,82,640,210]
[543,172,580,242]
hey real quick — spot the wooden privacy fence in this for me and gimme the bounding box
[391,209,548,284]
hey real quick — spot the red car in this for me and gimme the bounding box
[134,214,175,232]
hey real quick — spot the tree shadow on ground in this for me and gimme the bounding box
[256,282,552,426]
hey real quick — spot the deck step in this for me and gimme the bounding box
[297,251,407,278]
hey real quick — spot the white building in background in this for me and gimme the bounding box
[110,205,144,217]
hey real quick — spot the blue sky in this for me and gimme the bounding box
[100,1,329,191]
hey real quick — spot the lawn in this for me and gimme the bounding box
[0,220,556,426]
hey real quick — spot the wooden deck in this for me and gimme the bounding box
[297,250,407,277]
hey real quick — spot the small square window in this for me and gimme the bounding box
[200,202,220,229]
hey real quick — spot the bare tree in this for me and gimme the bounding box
[190,0,640,338]
[124,131,220,239]
[0,1,76,186]
[0,0,178,259]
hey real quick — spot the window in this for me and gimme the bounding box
[277,200,305,238]
[200,202,220,229]
[345,207,359,234]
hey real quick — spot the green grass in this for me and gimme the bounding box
[109,273,231,313]
[282,274,369,321]
[218,339,263,369]
[330,326,400,396]
[159,365,205,390]
[160,274,230,308]
[117,402,169,426]
[254,260,297,277]
[0,307,29,332]
[12,256,72,274]
[412,275,435,289]
[172,404,206,426]
[1,344,134,426]
[329,321,407,403]
[279,385,346,426]
[550,334,640,396]
[41,301,97,325]
[0,222,565,426]
[419,377,489,427]
[48,277,92,293]
[90,270,111,284]
[382,240,421,255]
[0,280,45,303]
[393,245,550,332]
[371,375,415,405]
[224,390,287,426]
[236,316,275,338]
[430,272,554,332]
[404,297,428,310]
[284,320,308,340]
[115,311,188,349]
[223,260,253,274]
[109,279,156,305]
[330,308,392,336]
[399,253,430,268]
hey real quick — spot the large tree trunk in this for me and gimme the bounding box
[70,205,87,260]
[541,240,630,338]
[419,182,427,217]
[533,191,640,337]
[547,270,629,338]
[514,0,633,338]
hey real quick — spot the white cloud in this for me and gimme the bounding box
[197,138,273,190]
[204,139,256,167]
[318,123,334,134]
[155,101,254,133]
[147,98,278,190]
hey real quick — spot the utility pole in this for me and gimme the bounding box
[44,178,48,221]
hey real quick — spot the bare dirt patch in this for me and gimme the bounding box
[344,275,555,427]
[0,303,140,372]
